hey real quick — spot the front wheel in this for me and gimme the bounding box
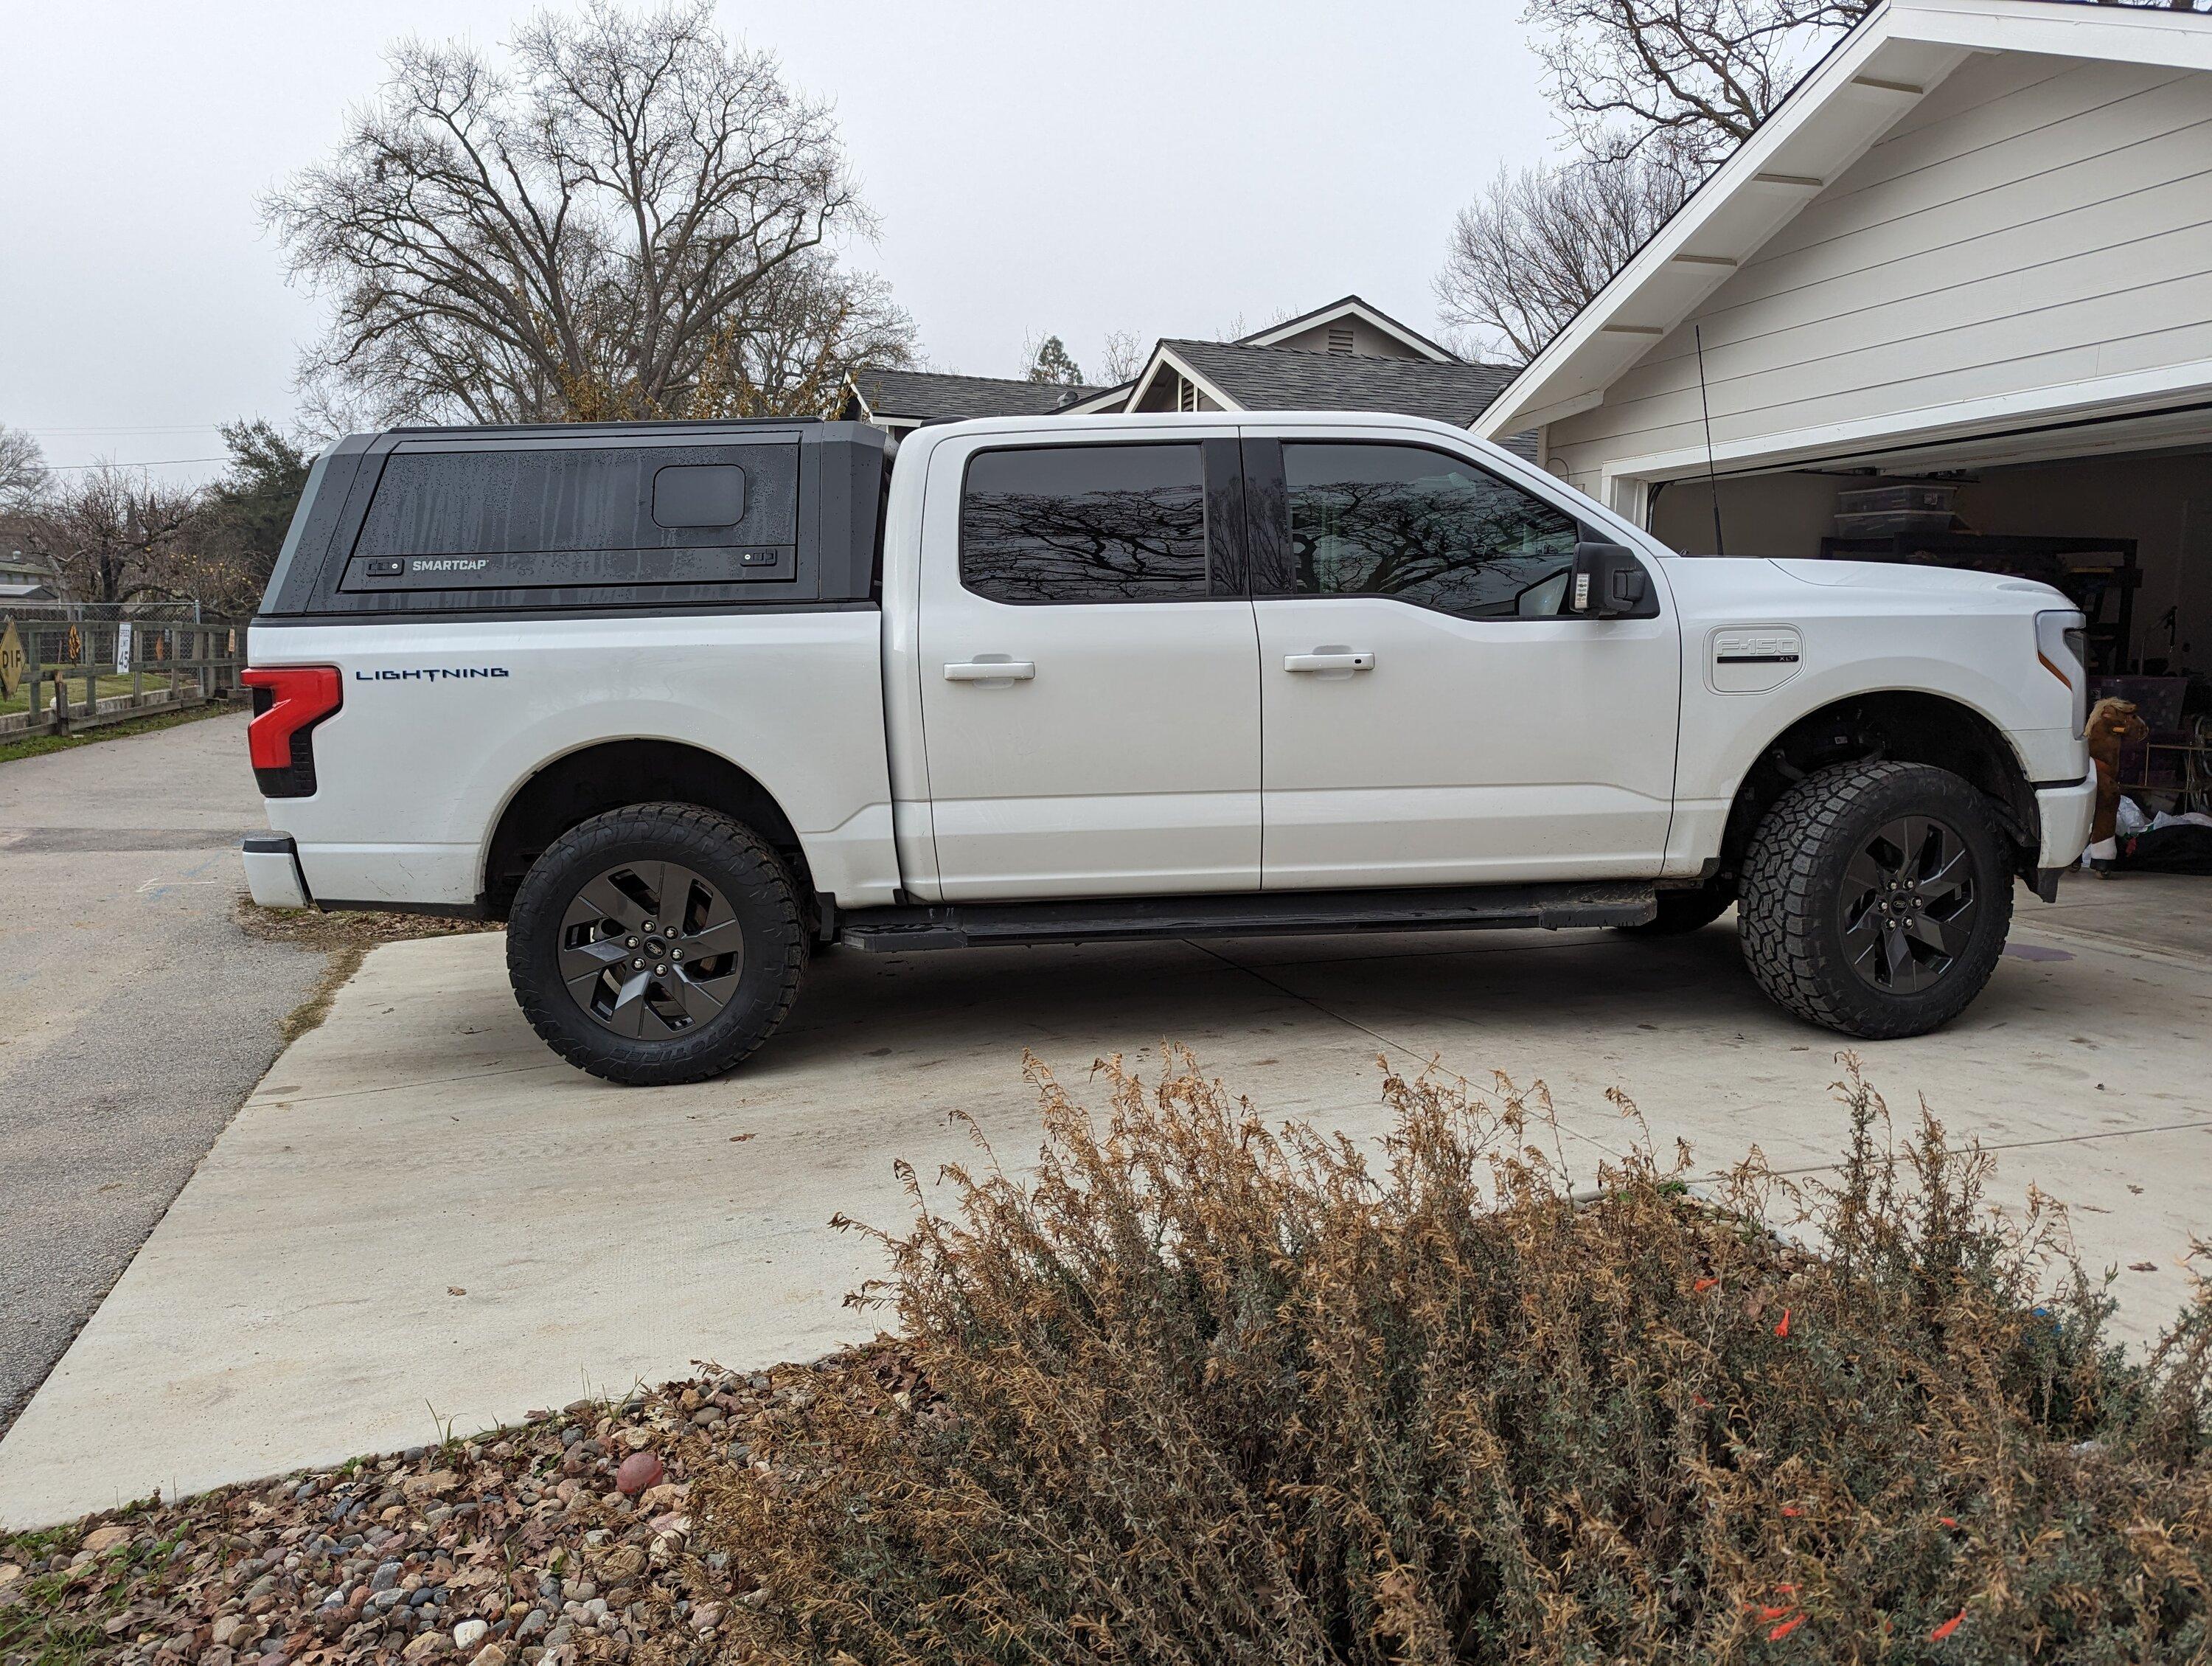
[507,802,809,1085]
[1737,760,2013,1039]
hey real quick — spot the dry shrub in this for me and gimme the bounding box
[693,1053,2212,1663]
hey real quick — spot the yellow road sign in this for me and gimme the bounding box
[0,619,21,698]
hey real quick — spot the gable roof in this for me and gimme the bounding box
[846,368,1108,423]
[1239,295,1461,363]
[1153,339,1519,428]
[1472,0,2212,443]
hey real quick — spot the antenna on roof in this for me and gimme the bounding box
[1694,324,1727,558]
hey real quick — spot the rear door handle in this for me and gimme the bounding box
[943,659,1036,681]
[1283,652,1374,673]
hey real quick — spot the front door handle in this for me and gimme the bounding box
[1284,652,1374,673]
[944,659,1036,682]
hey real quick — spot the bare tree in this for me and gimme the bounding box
[0,426,49,511]
[653,251,911,418]
[1524,0,1872,169]
[265,1,914,426]
[1096,330,1147,385]
[12,466,203,604]
[1436,148,1695,361]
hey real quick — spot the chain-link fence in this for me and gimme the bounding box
[0,612,250,737]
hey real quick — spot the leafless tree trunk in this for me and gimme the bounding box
[1436,148,1696,362]
[265,1,914,426]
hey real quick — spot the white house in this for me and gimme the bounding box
[1475,0,2212,676]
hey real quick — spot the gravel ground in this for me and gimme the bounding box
[0,711,333,1437]
[0,1356,863,1666]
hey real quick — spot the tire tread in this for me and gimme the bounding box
[1738,760,2011,1038]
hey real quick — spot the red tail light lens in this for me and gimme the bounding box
[242,665,341,796]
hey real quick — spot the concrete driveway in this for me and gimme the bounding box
[1,874,2207,1527]
[0,712,325,1437]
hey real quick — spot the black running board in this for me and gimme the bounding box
[838,881,1657,953]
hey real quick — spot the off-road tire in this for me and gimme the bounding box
[507,802,809,1085]
[1738,760,2012,1039]
[1616,884,1733,936]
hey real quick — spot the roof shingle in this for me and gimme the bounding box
[849,369,1109,421]
[1161,340,1537,457]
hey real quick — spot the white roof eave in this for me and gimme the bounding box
[1471,0,2212,442]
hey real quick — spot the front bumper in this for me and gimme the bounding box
[2034,775,2096,875]
[241,834,313,910]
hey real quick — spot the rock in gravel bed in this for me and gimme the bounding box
[0,1360,831,1666]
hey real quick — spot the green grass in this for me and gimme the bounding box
[0,701,231,767]
[0,1514,170,1666]
[0,674,198,718]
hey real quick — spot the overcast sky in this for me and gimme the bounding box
[1,1,1563,479]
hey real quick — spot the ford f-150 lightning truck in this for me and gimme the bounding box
[239,412,2096,1083]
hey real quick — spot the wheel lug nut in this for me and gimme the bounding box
[642,921,656,934]
[655,965,667,976]
[627,937,639,948]
[670,948,683,961]
[632,958,644,969]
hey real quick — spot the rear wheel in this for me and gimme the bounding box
[507,802,808,1085]
[1737,760,2012,1038]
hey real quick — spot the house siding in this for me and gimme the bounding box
[1544,49,2212,497]
[1267,318,1427,359]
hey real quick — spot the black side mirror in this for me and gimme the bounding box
[1568,541,1655,618]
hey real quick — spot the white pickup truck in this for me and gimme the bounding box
[240,412,2094,1083]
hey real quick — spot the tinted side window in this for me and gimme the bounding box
[1282,443,1580,619]
[961,444,1208,603]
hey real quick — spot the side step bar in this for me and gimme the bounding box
[838,881,1658,954]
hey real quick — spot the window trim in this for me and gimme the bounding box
[953,438,1248,607]
[1243,436,1618,622]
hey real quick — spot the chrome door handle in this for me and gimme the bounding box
[1283,652,1374,673]
[943,659,1036,681]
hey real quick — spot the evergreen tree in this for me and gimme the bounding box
[1026,335,1085,385]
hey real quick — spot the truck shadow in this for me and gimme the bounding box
[757,920,2067,1086]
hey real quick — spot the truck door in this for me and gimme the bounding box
[915,429,1261,900]
[1243,433,1680,889]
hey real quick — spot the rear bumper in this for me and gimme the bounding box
[241,834,312,909]
[2034,775,2096,875]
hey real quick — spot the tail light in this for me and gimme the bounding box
[243,665,341,797]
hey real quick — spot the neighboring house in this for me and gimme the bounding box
[0,545,61,598]
[1474,0,2212,675]
[838,369,1113,437]
[841,296,1536,454]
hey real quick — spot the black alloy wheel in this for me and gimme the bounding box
[1837,815,1980,996]
[560,859,745,1038]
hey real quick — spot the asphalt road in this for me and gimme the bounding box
[0,711,325,1435]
